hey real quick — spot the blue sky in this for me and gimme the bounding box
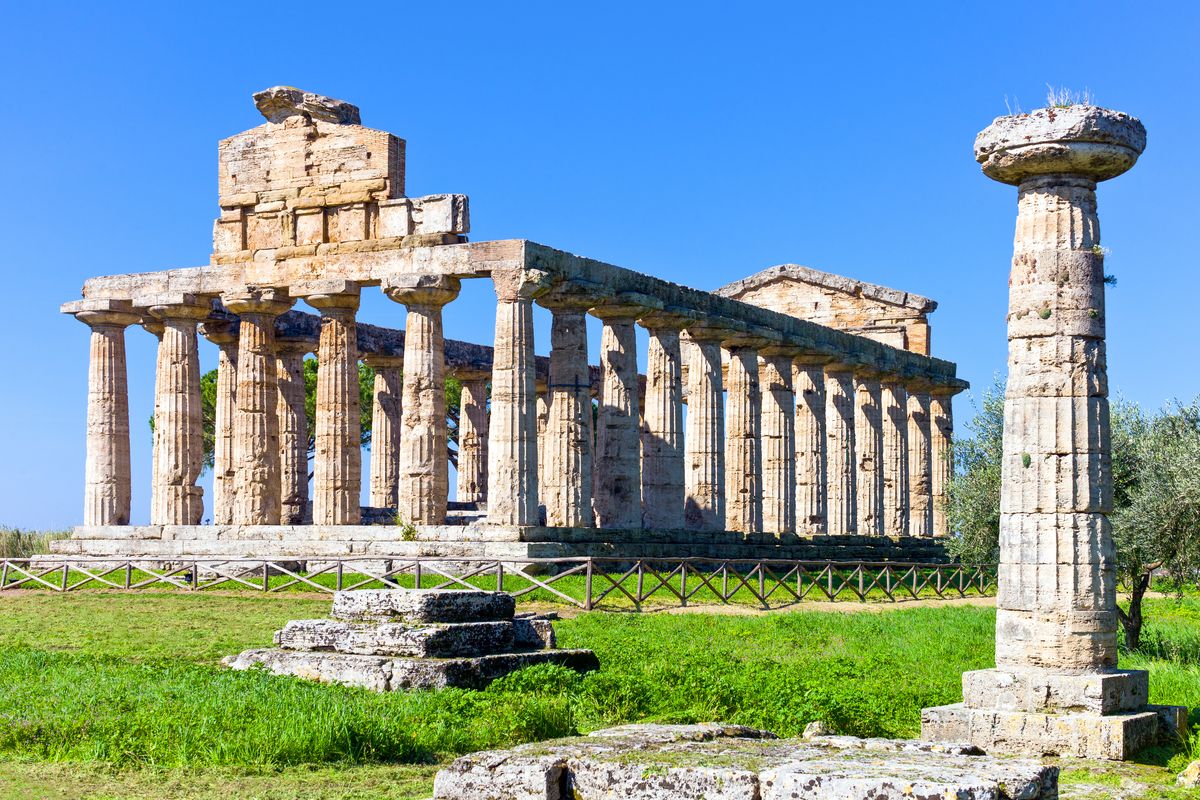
[1,2,1196,529]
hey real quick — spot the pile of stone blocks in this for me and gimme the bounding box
[432,722,1059,799]
[223,589,598,691]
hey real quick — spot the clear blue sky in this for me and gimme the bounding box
[1,2,1196,530]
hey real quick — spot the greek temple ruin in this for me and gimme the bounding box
[53,86,967,563]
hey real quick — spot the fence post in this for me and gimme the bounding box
[496,562,504,593]
[1,560,7,589]
[757,562,766,606]
[584,559,594,611]
[636,561,645,610]
[414,560,422,590]
[336,561,344,591]
[61,563,69,592]
[680,562,688,607]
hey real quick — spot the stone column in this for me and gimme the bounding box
[535,386,550,512]
[880,376,909,537]
[683,326,726,531]
[224,288,293,525]
[145,296,210,525]
[199,318,239,525]
[906,383,934,537]
[922,106,1171,760]
[760,349,796,535]
[486,269,549,526]
[303,283,362,525]
[723,334,764,534]
[364,354,404,509]
[538,286,597,528]
[794,356,829,534]
[142,318,165,523]
[853,369,884,537]
[454,370,489,506]
[67,299,141,526]
[276,337,314,524]
[930,386,955,539]
[384,274,460,526]
[824,364,856,535]
[639,311,692,530]
[591,296,657,529]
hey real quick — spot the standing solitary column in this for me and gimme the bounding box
[384,275,460,526]
[304,284,362,525]
[146,296,211,525]
[539,286,596,527]
[906,382,933,537]
[880,376,909,537]
[930,387,956,538]
[794,356,829,534]
[364,354,404,509]
[199,318,239,525]
[723,335,764,534]
[455,371,489,505]
[683,326,726,531]
[760,349,796,535]
[853,369,884,536]
[486,269,549,526]
[276,337,314,524]
[824,364,856,535]
[66,299,141,526]
[224,288,294,525]
[639,312,691,530]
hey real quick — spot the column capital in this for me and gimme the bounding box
[223,287,293,317]
[589,291,663,321]
[639,305,699,332]
[793,352,837,367]
[383,273,461,308]
[491,268,552,302]
[139,293,213,322]
[682,318,741,344]
[930,381,967,398]
[297,279,361,312]
[64,298,142,329]
[447,366,491,382]
[722,325,781,350]
[276,335,317,357]
[362,352,404,369]
[199,317,239,346]
[537,279,605,311]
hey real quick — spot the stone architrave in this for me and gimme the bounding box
[793,356,829,534]
[144,295,210,526]
[639,309,694,530]
[303,282,363,525]
[224,288,294,525]
[453,371,489,505]
[824,364,857,535]
[365,354,404,509]
[922,105,1180,760]
[853,370,884,537]
[682,325,727,531]
[722,330,769,534]
[906,382,934,537]
[67,300,142,526]
[591,295,659,529]
[930,387,956,538]
[760,348,797,535]
[276,337,314,525]
[486,269,550,526]
[199,319,240,525]
[880,376,910,537]
[384,274,460,526]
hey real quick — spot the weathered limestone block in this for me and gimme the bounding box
[824,365,856,535]
[275,337,313,524]
[364,354,404,509]
[455,372,489,505]
[275,618,517,658]
[723,335,765,534]
[199,318,239,525]
[793,357,828,534]
[880,378,909,537]
[962,666,1149,714]
[332,589,516,624]
[639,312,691,530]
[760,351,796,535]
[252,86,363,125]
[683,327,727,531]
[853,371,884,537]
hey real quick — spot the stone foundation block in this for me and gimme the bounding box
[275,618,518,658]
[331,589,516,623]
[962,667,1148,714]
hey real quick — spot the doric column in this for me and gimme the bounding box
[760,348,796,535]
[906,382,933,537]
[66,299,141,526]
[364,354,404,509]
[824,364,856,535]
[485,269,550,526]
[638,310,693,530]
[142,318,165,523]
[538,284,597,527]
[794,356,829,534]
[302,282,362,525]
[930,386,955,539]
[722,333,765,534]
[453,370,489,505]
[145,295,210,525]
[275,337,314,524]
[199,318,239,525]
[880,376,910,537]
[536,386,549,512]
[683,325,726,531]
[853,369,884,537]
[591,295,658,529]
[384,274,460,526]
[224,288,294,525]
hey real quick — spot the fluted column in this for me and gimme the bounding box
[536,386,550,513]
[384,275,460,526]
[200,319,239,525]
[276,337,314,524]
[303,285,362,525]
[880,377,910,537]
[906,384,933,537]
[224,288,294,525]
[794,357,829,534]
[539,286,596,527]
[683,326,726,531]
[930,387,955,539]
[68,300,141,526]
[723,336,763,534]
[146,296,210,525]
[486,269,549,526]
[454,371,489,505]
[824,364,856,535]
[365,354,404,509]
[760,349,796,535]
[853,370,884,537]
[142,318,165,523]
[639,311,692,530]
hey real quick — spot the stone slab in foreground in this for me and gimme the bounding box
[432,723,1058,799]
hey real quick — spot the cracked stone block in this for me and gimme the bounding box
[330,589,516,624]
[274,618,518,658]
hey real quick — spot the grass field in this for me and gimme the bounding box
[0,590,1196,799]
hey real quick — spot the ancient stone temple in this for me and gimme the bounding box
[55,87,966,564]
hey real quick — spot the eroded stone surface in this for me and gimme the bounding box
[331,589,516,623]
